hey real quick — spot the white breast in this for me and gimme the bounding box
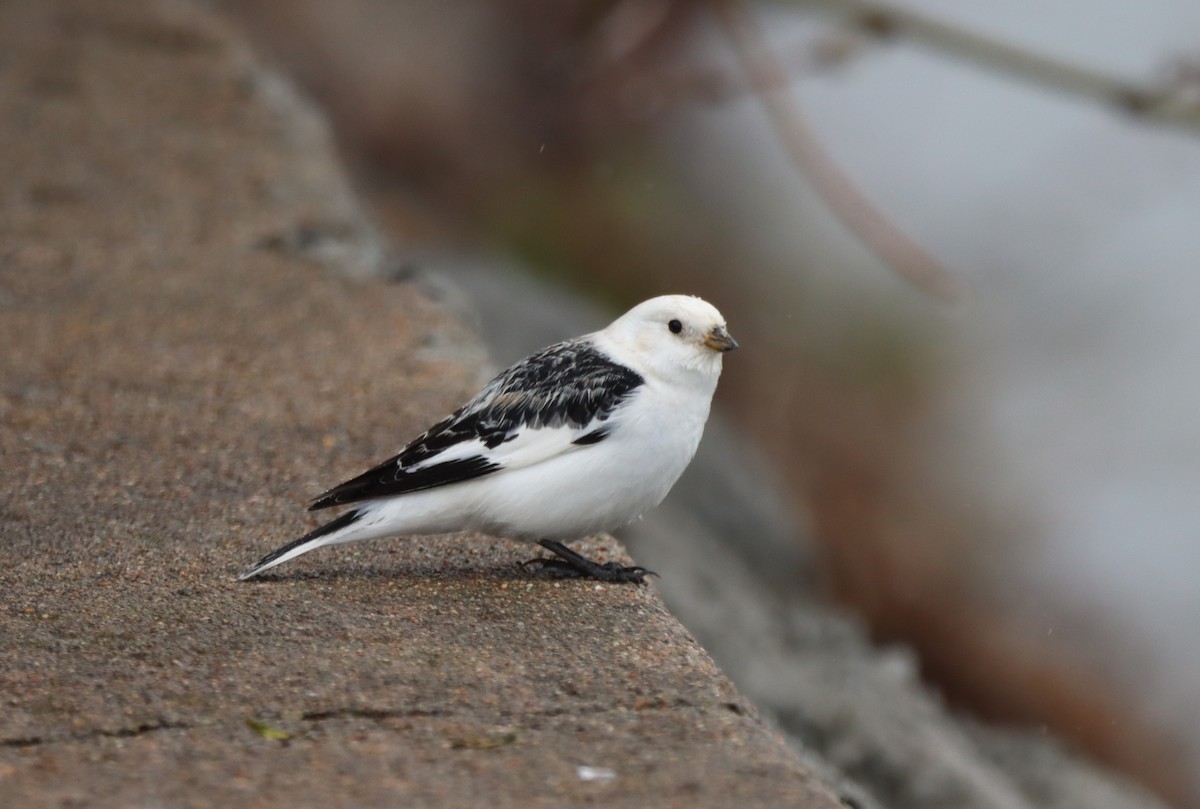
[464,373,715,541]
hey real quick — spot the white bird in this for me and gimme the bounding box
[238,294,738,583]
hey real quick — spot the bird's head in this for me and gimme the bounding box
[601,295,737,380]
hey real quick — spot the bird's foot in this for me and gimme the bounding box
[524,558,656,584]
[523,539,656,585]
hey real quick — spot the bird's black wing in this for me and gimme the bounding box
[308,339,644,510]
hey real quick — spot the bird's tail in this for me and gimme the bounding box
[238,509,364,580]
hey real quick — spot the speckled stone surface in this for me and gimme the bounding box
[0,1,841,806]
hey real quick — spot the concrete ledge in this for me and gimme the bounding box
[0,1,840,805]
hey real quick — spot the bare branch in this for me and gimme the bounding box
[800,0,1200,133]
[710,0,964,303]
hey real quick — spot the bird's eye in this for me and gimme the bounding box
[668,319,683,334]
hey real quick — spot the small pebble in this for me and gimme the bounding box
[576,765,616,783]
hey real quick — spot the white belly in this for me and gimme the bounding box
[358,375,714,542]
[476,378,711,539]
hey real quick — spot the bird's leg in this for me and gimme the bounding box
[524,539,656,585]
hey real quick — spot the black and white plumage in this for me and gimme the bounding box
[238,294,738,583]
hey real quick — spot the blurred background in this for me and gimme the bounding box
[207,1,1200,805]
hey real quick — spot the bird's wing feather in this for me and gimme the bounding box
[308,339,643,510]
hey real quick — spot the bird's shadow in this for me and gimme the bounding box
[236,558,552,585]
[231,532,638,583]
[234,536,639,586]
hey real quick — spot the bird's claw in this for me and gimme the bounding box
[522,556,657,585]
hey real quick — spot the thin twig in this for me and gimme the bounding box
[711,0,963,302]
[801,0,1200,133]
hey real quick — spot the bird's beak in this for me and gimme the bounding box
[704,326,739,353]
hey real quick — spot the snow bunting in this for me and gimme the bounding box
[238,294,737,583]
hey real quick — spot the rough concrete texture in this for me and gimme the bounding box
[0,1,843,807]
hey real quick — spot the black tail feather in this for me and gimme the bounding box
[238,509,362,580]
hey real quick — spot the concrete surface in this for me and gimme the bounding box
[0,1,843,806]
